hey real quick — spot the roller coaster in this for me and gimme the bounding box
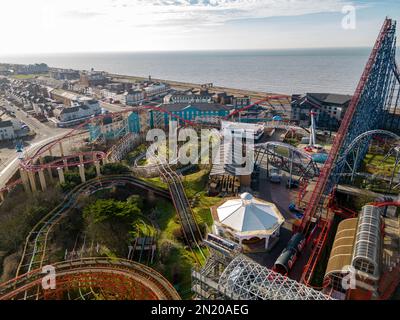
[299,18,400,287]
[2,18,400,300]
[0,95,289,195]
[0,257,180,300]
[15,175,170,278]
[254,141,320,181]
[146,144,205,263]
[0,175,179,300]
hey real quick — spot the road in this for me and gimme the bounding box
[0,98,71,190]
[0,132,70,190]
[1,99,68,138]
[0,95,161,190]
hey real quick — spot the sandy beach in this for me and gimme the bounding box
[110,73,290,101]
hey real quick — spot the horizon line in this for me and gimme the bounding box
[0,46,392,57]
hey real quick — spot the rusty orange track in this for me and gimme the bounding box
[0,257,180,300]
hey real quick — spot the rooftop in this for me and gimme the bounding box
[307,93,352,105]
[162,103,231,112]
[214,193,285,237]
[0,120,13,128]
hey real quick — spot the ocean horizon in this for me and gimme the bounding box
[1,48,398,95]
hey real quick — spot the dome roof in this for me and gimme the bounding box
[240,192,253,202]
[216,193,284,236]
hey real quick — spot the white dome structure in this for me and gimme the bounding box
[213,193,285,251]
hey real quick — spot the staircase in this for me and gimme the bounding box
[301,218,332,286]
[377,207,400,299]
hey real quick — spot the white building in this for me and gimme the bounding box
[212,193,285,252]
[221,120,264,140]
[163,90,212,104]
[124,90,145,105]
[0,120,16,141]
[144,83,169,98]
[53,98,101,127]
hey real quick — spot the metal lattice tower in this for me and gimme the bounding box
[219,255,332,300]
[298,18,400,287]
[300,18,400,233]
[193,255,332,300]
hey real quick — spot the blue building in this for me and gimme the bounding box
[127,111,141,133]
[150,103,233,127]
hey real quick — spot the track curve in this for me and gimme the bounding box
[16,175,171,278]
[0,257,180,300]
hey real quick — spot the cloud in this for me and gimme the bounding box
[62,10,104,19]
[0,0,366,54]
[106,0,355,30]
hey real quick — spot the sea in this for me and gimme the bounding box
[0,48,396,95]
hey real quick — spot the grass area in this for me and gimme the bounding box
[182,169,220,227]
[153,199,198,298]
[182,169,209,198]
[155,199,180,238]
[363,153,400,175]
[145,169,218,298]
[284,138,300,147]
[11,73,48,79]
[127,144,147,164]
[143,169,219,228]
[140,176,168,190]
[357,152,400,194]
[275,146,290,157]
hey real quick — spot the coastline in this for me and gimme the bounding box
[109,73,289,100]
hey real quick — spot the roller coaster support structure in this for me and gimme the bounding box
[300,18,400,285]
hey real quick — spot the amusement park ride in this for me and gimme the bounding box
[0,18,400,300]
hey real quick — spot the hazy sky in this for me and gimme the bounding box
[0,0,398,54]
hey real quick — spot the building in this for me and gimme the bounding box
[232,96,251,109]
[49,89,80,106]
[53,98,101,127]
[211,193,285,252]
[164,89,212,104]
[124,89,145,106]
[151,103,232,127]
[213,92,234,105]
[49,69,80,80]
[80,70,109,87]
[0,120,15,141]
[221,120,264,141]
[144,83,169,98]
[15,63,49,75]
[322,204,400,300]
[291,93,352,130]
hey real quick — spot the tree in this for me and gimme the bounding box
[127,194,144,209]
[83,199,141,223]
[60,171,81,191]
[83,198,149,257]
[101,163,130,175]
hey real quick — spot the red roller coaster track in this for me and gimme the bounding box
[299,18,394,285]
[299,18,393,234]
[23,95,289,165]
[0,95,289,195]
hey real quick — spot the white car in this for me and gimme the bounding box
[269,167,282,183]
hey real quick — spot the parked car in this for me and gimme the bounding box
[269,167,282,183]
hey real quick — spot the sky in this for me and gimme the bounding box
[0,0,399,54]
